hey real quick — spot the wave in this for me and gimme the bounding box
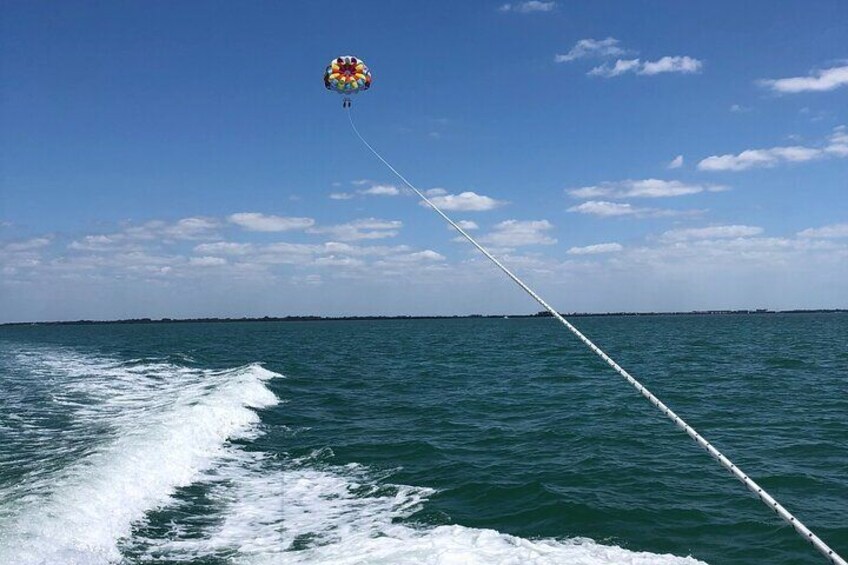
[0,346,280,565]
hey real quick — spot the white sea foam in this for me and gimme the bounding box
[0,348,280,565]
[275,464,708,565]
[137,454,706,565]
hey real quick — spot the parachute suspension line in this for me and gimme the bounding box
[346,106,846,565]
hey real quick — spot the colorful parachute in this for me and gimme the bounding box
[324,55,372,96]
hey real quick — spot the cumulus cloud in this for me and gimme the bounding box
[761,65,848,93]
[588,58,641,77]
[660,225,764,241]
[480,220,556,247]
[668,155,684,169]
[499,1,555,13]
[698,147,821,171]
[330,182,402,199]
[455,220,479,231]
[424,191,505,211]
[307,218,403,241]
[567,200,696,218]
[698,126,848,171]
[67,217,220,251]
[193,242,254,255]
[228,213,315,232]
[358,184,400,196]
[68,235,129,252]
[189,256,227,267]
[589,56,702,78]
[555,38,625,63]
[797,223,848,239]
[567,242,623,255]
[828,125,848,156]
[160,217,220,240]
[567,179,725,199]
[378,250,446,263]
[4,237,52,252]
[641,56,702,75]
[567,201,638,217]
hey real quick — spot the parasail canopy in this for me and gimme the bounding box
[324,55,372,95]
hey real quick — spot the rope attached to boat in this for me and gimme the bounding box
[347,107,846,565]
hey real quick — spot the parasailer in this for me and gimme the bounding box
[324,55,372,108]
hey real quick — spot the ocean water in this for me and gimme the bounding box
[0,314,845,565]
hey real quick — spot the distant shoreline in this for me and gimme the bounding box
[1,309,845,327]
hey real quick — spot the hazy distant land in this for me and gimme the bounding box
[2,309,845,327]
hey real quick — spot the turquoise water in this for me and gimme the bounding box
[0,314,845,564]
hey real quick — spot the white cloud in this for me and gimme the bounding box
[589,56,702,78]
[589,58,641,77]
[827,125,848,156]
[189,256,227,267]
[4,237,52,252]
[69,234,128,252]
[730,104,749,113]
[140,217,219,240]
[307,218,402,241]
[228,213,315,232]
[698,148,809,171]
[329,192,354,200]
[761,65,848,93]
[698,127,848,171]
[194,242,254,255]
[378,250,446,263]
[668,155,684,169]
[555,38,624,63]
[480,219,556,247]
[568,201,637,217]
[425,188,448,197]
[425,191,505,211]
[797,223,848,239]
[164,218,219,239]
[567,179,724,199]
[359,184,400,196]
[319,242,410,257]
[84,217,221,242]
[66,218,221,252]
[313,256,366,268]
[640,56,702,75]
[660,225,764,241]
[499,1,555,13]
[349,219,402,230]
[567,200,696,218]
[455,220,479,231]
[567,242,623,255]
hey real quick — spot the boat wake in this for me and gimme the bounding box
[0,346,279,564]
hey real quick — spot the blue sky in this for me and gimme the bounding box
[1,1,846,322]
